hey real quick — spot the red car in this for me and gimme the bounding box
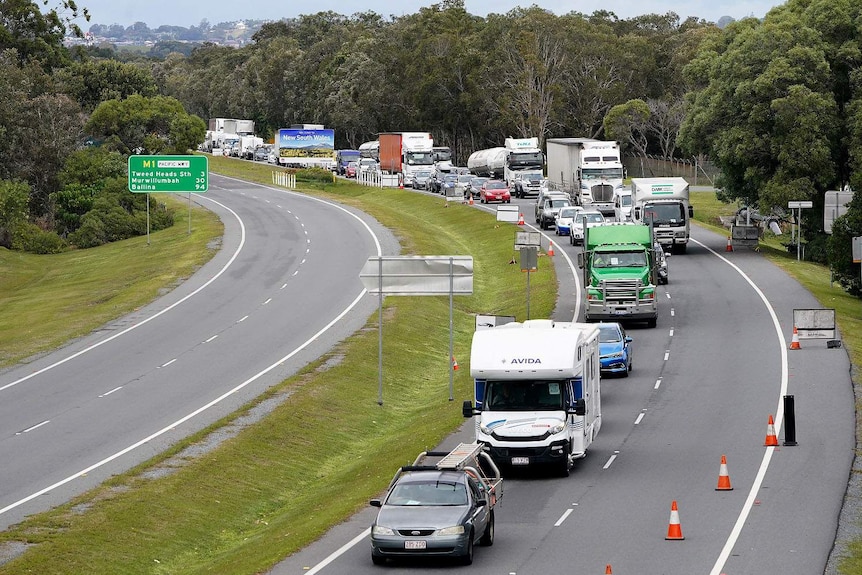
[345,161,358,178]
[480,180,511,204]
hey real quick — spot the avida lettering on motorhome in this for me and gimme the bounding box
[462,320,602,477]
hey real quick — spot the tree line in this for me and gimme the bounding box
[2,0,862,293]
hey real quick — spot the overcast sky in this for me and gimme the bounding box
[72,1,785,28]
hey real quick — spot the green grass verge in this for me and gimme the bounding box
[0,196,224,370]
[0,157,556,574]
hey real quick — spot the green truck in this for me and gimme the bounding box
[577,223,659,327]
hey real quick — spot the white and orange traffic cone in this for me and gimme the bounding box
[468,194,474,205]
[517,213,525,225]
[789,325,801,350]
[726,236,733,252]
[764,415,779,446]
[451,356,459,371]
[665,500,684,540]
[548,242,555,257]
[716,454,733,490]
[605,565,613,574]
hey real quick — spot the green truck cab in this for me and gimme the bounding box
[577,223,659,328]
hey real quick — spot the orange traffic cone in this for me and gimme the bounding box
[517,213,525,225]
[665,500,684,540]
[605,565,613,574]
[716,454,733,490]
[468,194,474,205]
[764,415,779,446]
[789,325,801,350]
[548,242,555,257]
[451,356,459,371]
[726,236,733,252]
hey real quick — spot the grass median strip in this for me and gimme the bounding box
[0,159,556,574]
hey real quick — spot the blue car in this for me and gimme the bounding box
[597,322,633,377]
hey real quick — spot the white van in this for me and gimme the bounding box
[614,189,633,222]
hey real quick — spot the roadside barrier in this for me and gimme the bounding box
[271,171,296,189]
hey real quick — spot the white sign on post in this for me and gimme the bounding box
[496,204,520,223]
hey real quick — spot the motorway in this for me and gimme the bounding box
[0,174,398,530]
[266,190,855,574]
[0,177,854,574]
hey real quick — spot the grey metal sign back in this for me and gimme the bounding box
[359,256,473,295]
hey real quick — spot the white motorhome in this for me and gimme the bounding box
[462,320,602,477]
[630,177,692,254]
[546,138,624,216]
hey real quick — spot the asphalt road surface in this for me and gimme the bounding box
[0,174,398,530]
[267,191,854,575]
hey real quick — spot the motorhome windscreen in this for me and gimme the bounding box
[582,168,624,179]
[642,203,686,225]
[483,380,564,411]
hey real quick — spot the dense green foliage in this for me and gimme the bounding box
[679,0,862,281]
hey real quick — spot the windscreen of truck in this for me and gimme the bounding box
[508,151,544,169]
[483,381,564,411]
[405,151,434,165]
[592,250,647,268]
[582,167,623,180]
[642,203,686,225]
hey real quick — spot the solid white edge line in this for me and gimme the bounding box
[305,528,371,575]
[693,237,789,575]
[0,176,384,518]
[0,195,246,393]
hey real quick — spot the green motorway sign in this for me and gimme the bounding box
[128,155,209,193]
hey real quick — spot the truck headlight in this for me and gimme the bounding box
[479,423,493,435]
[550,422,566,434]
[438,525,465,536]
[373,525,395,536]
[675,231,687,238]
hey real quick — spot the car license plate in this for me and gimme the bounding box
[511,457,530,465]
[405,540,426,550]
[613,310,627,315]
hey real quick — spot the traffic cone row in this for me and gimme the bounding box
[789,325,801,349]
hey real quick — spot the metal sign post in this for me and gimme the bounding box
[360,256,474,405]
[788,200,813,261]
[515,232,541,320]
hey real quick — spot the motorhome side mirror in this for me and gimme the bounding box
[577,252,585,268]
[370,499,382,507]
[462,400,476,418]
[572,398,586,416]
[634,207,641,219]
[688,206,694,217]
